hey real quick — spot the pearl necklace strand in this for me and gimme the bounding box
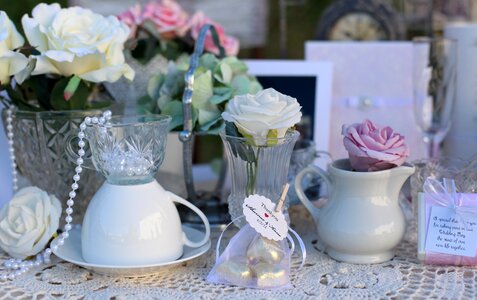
[1,108,112,281]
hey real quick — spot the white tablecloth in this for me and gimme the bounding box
[1,206,477,299]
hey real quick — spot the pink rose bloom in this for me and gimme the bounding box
[118,4,143,38]
[142,0,189,39]
[342,119,410,172]
[189,11,239,56]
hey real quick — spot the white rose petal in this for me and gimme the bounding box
[21,4,134,83]
[222,88,302,145]
[0,186,61,259]
[0,11,28,84]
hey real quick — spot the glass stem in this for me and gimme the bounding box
[427,137,440,158]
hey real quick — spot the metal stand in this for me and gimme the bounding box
[179,24,231,226]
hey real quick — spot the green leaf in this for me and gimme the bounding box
[209,93,231,105]
[137,95,156,114]
[50,77,89,110]
[147,75,165,100]
[198,109,221,130]
[160,66,184,99]
[225,121,240,137]
[161,100,199,131]
[198,108,220,125]
[176,54,191,71]
[222,57,248,74]
[204,120,225,135]
[157,94,172,110]
[231,74,253,95]
[161,100,184,130]
[199,53,219,70]
[214,86,232,94]
[214,62,233,84]
[192,70,213,109]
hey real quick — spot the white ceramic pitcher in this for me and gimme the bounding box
[295,159,415,264]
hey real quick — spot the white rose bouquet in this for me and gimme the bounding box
[222,88,302,195]
[0,3,134,111]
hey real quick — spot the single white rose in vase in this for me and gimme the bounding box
[222,88,302,146]
[221,88,302,196]
[22,3,134,83]
[0,187,62,259]
[0,11,28,84]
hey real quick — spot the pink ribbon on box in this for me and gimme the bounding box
[423,178,477,265]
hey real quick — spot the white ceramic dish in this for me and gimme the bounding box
[52,225,211,276]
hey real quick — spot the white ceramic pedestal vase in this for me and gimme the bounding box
[295,159,415,264]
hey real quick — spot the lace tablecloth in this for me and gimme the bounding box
[1,206,477,299]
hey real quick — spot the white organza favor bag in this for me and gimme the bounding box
[207,186,305,289]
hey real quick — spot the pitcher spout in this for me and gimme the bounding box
[393,163,416,179]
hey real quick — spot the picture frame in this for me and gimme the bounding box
[244,59,334,164]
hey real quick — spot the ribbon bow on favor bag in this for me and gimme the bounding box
[423,178,477,225]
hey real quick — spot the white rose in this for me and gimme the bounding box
[222,88,302,145]
[21,3,134,83]
[0,11,28,85]
[0,187,62,259]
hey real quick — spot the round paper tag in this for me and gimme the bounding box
[242,194,288,241]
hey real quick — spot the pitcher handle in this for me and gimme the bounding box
[295,165,332,223]
[168,192,211,248]
[65,133,95,169]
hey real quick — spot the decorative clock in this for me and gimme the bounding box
[316,0,405,41]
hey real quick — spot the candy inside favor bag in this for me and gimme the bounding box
[207,186,305,289]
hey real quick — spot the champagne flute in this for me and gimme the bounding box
[413,37,457,158]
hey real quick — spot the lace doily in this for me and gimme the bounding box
[1,206,477,299]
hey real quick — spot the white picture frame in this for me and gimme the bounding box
[244,60,333,167]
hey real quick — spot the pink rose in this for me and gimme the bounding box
[342,119,410,172]
[118,4,143,38]
[189,11,239,56]
[142,0,189,39]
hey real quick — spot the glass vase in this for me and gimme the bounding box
[221,130,299,227]
[1,109,105,223]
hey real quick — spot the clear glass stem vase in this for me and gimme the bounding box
[221,130,299,227]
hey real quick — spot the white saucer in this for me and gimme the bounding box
[52,225,211,276]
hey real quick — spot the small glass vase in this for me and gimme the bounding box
[220,130,299,227]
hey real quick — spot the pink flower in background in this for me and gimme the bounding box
[189,11,239,56]
[142,0,189,39]
[118,4,143,38]
[342,119,410,172]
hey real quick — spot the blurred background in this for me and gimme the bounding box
[1,0,475,59]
